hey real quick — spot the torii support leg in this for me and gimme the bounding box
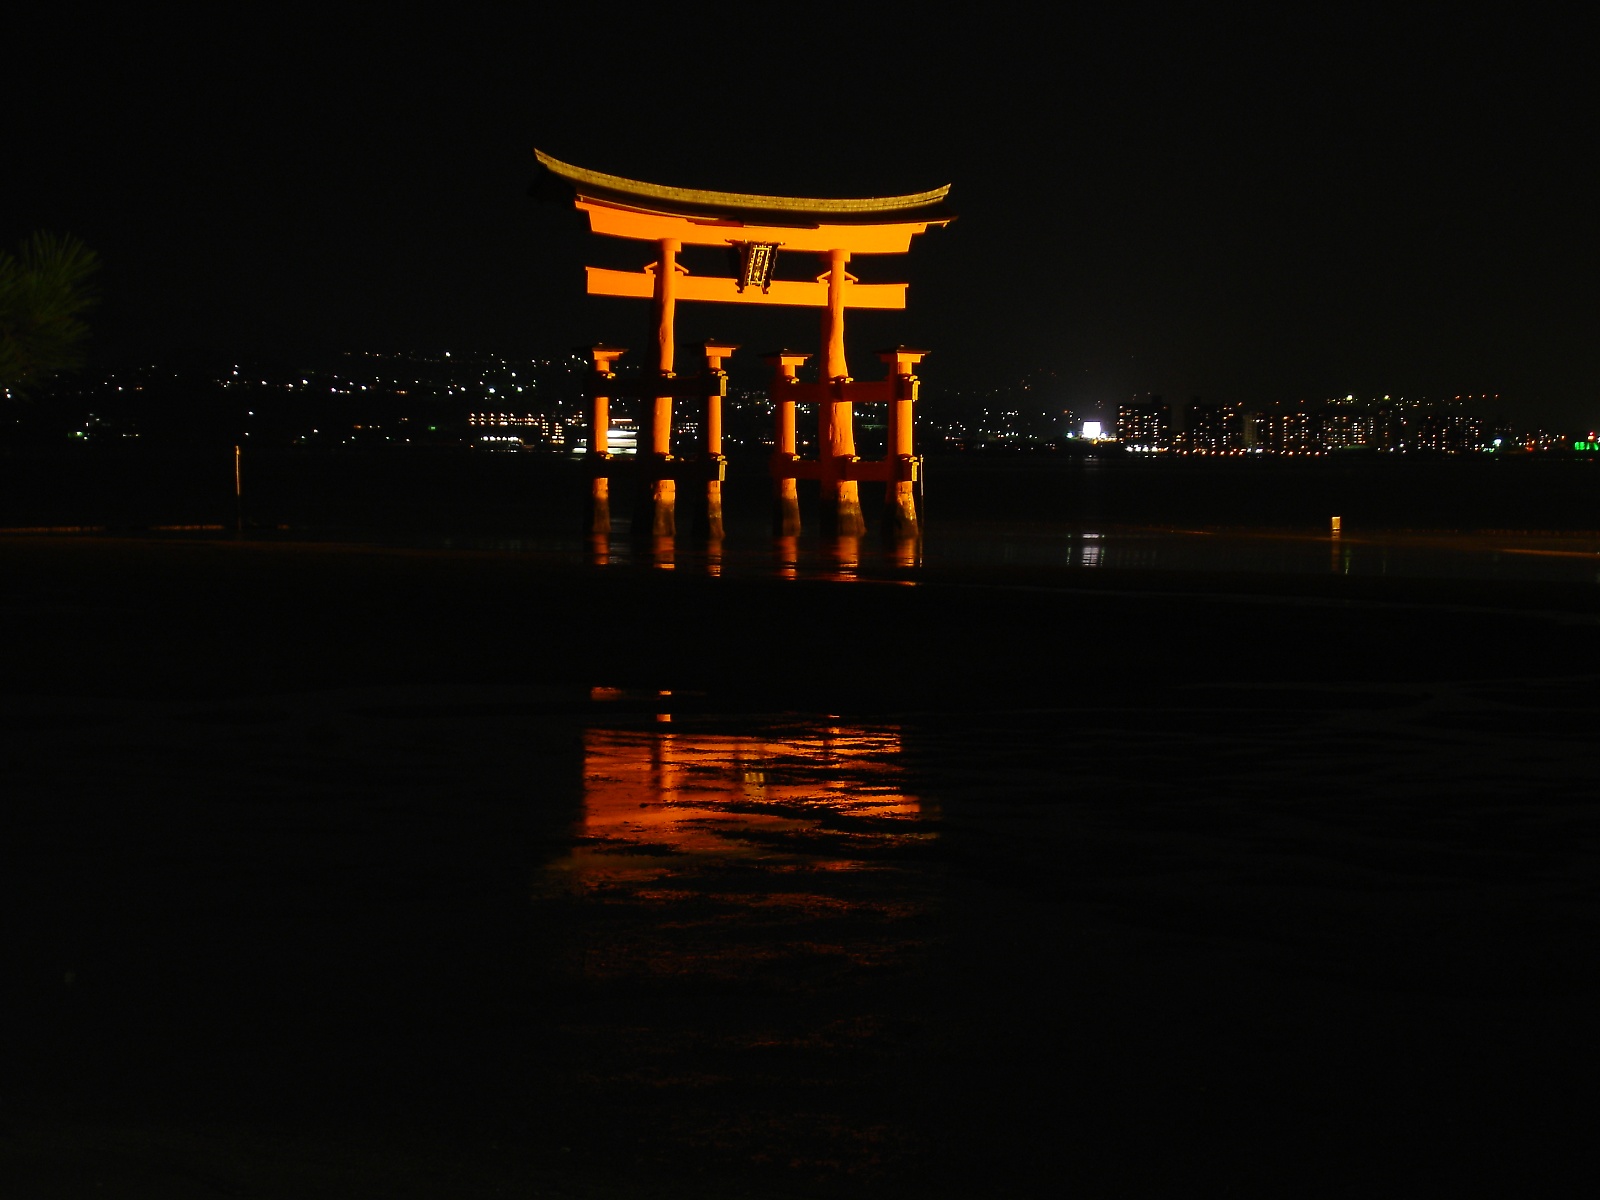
[702,387,723,540]
[775,483,800,535]
[820,248,865,538]
[590,395,612,535]
[774,397,800,535]
[880,349,927,542]
[765,351,807,537]
[647,456,675,538]
[887,432,918,540]
[886,384,918,540]
[589,473,610,537]
[700,476,725,541]
[585,347,626,537]
[696,341,736,542]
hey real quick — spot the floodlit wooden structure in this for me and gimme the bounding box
[535,149,951,539]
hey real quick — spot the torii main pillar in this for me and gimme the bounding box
[644,236,681,537]
[818,247,864,536]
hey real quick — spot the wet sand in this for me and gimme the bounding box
[3,535,1598,1196]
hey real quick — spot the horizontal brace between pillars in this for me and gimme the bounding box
[587,267,908,310]
[771,459,823,481]
[769,456,920,482]
[772,380,912,404]
[587,456,726,482]
[589,378,728,400]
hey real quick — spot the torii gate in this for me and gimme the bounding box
[535,150,951,540]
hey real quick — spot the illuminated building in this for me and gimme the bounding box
[570,416,638,457]
[1240,409,1263,449]
[1252,407,1322,454]
[1320,396,1377,450]
[469,411,567,449]
[1320,412,1376,449]
[1186,400,1246,453]
[1414,400,1486,452]
[1117,395,1170,451]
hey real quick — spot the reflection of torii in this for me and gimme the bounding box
[535,150,953,540]
[570,724,923,882]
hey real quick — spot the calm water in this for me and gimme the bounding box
[926,525,1600,583]
[457,455,1600,585]
[530,523,1600,586]
[10,449,1600,584]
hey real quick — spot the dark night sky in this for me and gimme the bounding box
[9,9,1596,425]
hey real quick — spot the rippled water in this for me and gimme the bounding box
[565,722,933,883]
[518,708,947,1182]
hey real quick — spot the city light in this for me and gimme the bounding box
[26,353,1590,459]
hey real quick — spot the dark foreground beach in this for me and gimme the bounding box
[4,533,1599,1197]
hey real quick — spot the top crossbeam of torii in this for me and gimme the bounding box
[534,149,953,310]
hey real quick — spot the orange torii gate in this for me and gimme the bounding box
[534,150,951,539]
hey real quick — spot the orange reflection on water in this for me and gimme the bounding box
[773,535,799,579]
[886,536,921,569]
[565,723,932,883]
[830,535,860,577]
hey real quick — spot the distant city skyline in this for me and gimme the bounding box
[25,348,1592,460]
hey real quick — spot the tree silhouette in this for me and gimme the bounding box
[0,232,100,398]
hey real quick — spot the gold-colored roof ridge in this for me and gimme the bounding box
[535,149,950,216]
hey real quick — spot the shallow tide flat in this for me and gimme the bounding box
[3,536,1598,1196]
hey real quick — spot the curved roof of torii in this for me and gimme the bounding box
[534,149,954,227]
